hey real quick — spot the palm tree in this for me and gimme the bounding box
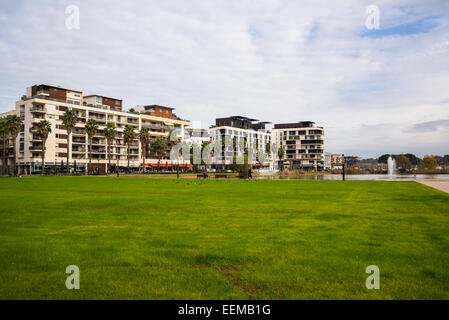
[84,119,99,174]
[0,121,8,175]
[138,127,150,173]
[6,115,23,176]
[123,125,136,173]
[104,122,116,174]
[151,137,167,172]
[61,110,77,173]
[36,120,52,176]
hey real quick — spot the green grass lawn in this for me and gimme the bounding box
[0,177,448,299]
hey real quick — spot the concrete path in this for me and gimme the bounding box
[375,179,449,194]
[416,180,449,194]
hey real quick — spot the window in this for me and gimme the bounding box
[96,96,102,104]
[115,100,120,105]
[160,108,163,112]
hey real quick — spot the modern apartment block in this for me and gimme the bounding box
[273,121,325,170]
[210,116,275,170]
[5,84,190,174]
[135,104,190,169]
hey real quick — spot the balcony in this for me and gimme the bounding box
[74,112,86,118]
[127,119,139,125]
[72,130,85,136]
[31,106,46,113]
[36,90,49,96]
[89,115,106,121]
[30,135,43,142]
[29,146,43,151]
[29,95,66,103]
[31,116,45,123]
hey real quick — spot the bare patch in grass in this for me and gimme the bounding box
[216,264,261,299]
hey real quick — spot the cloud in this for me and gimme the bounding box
[361,15,442,38]
[0,0,449,158]
[405,119,449,132]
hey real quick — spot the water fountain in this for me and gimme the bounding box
[387,156,397,177]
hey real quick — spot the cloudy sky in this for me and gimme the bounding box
[1,0,448,158]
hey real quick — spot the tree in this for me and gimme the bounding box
[139,127,150,173]
[6,115,23,176]
[237,149,251,178]
[378,153,421,166]
[123,125,136,173]
[104,122,116,174]
[151,137,167,171]
[278,145,285,171]
[85,119,99,174]
[61,110,77,173]
[0,121,8,175]
[403,153,421,166]
[377,154,391,164]
[395,155,411,172]
[265,142,271,155]
[36,120,52,176]
[422,155,438,170]
[166,128,178,172]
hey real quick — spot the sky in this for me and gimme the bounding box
[0,0,448,158]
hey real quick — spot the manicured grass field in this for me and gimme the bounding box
[0,176,448,299]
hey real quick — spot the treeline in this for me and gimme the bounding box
[378,153,449,171]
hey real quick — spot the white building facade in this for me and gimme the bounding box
[5,84,190,174]
[273,121,325,171]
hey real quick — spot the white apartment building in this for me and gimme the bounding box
[273,121,325,171]
[5,84,190,174]
[183,128,211,147]
[209,116,275,171]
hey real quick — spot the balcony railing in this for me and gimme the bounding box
[31,106,46,113]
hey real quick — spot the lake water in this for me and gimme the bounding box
[258,174,449,181]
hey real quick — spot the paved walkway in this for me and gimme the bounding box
[416,180,449,194]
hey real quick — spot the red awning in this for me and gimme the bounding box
[144,163,192,167]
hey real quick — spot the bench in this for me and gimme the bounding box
[197,173,208,179]
[215,174,228,179]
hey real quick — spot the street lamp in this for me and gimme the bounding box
[342,154,345,181]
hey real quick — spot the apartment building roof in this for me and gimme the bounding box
[215,115,271,131]
[136,104,175,110]
[274,121,317,129]
[84,94,123,101]
[32,84,82,93]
